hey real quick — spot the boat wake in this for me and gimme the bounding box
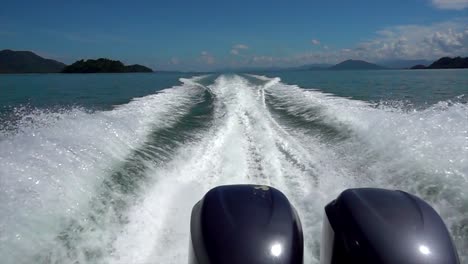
[0,74,466,263]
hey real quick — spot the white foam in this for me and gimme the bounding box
[108,75,353,264]
[0,77,205,263]
[2,74,466,263]
[107,74,468,263]
[264,77,468,260]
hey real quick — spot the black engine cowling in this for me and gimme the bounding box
[189,184,304,264]
[189,186,460,264]
[321,188,460,264]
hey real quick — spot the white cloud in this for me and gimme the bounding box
[156,20,467,71]
[252,56,274,63]
[430,0,468,10]
[233,19,468,68]
[200,51,215,65]
[233,44,249,50]
[356,20,468,60]
[311,39,321,45]
[230,44,249,56]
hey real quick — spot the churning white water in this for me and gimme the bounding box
[0,75,466,263]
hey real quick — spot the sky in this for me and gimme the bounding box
[0,0,467,71]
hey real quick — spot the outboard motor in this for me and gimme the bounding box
[189,184,303,264]
[321,188,460,264]
[189,186,459,264]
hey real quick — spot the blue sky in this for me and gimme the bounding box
[0,0,467,71]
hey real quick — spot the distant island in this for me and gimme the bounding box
[329,60,386,70]
[410,64,427,69]
[224,61,385,72]
[62,58,153,73]
[2,49,466,73]
[0,49,65,73]
[0,50,153,73]
[411,57,468,69]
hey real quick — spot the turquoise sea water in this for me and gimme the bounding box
[264,69,468,106]
[0,71,467,263]
[1,70,466,112]
[0,73,192,111]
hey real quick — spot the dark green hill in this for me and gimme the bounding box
[62,58,153,73]
[0,49,65,73]
[410,57,468,69]
[329,59,386,70]
[410,64,427,69]
[124,64,153,73]
[427,57,468,69]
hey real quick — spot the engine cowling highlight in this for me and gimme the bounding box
[189,184,304,264]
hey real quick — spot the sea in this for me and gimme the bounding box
[0,70,467,263]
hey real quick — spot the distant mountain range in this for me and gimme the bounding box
[377,59,432,69]
[411,57,468,69]
[0,50,153,73]
[294,63,333,71]
[0,49,65,73]
[227,60,386,72]
[1,49,467,73]
[260,58,466,71]
[328,59,385,70]
[233,60,436,72]
[216,63,332,73]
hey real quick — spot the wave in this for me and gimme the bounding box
[0,74,466,263]
[262,74,468,260]
[0,76,209,263]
